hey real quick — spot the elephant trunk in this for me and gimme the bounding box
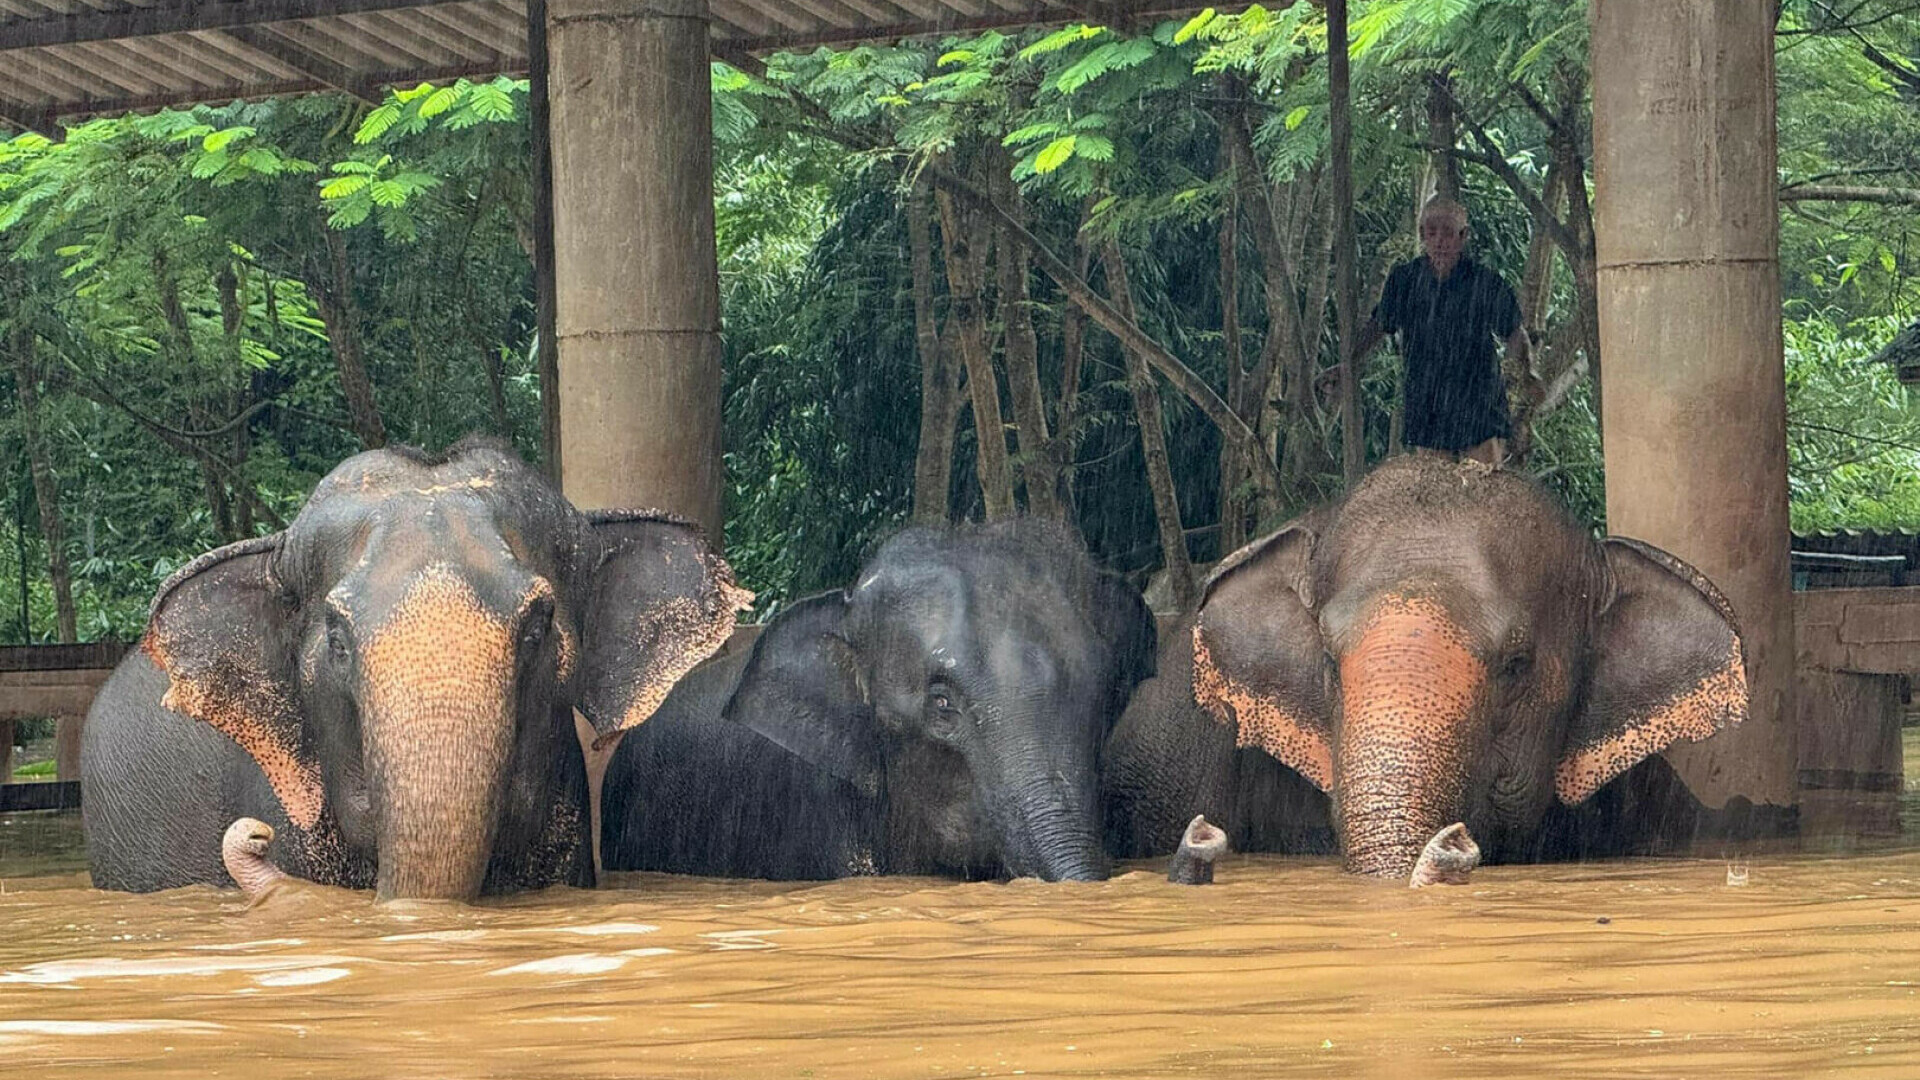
[1009,798,1109,882]
[1335,596,1485,879]
[1000,743,1109,882]
[361,568,521,901]
[366,693,515,900]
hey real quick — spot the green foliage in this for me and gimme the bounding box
[319,154,442,240]
[1785,313,1920,532]
[0,87,542,643]
[1,0,1917,637]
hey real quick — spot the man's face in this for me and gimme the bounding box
[1420,213,1468,270]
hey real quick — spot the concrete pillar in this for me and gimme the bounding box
[546,0,724,535]
[55,713,82,782]
[1591,0,1796,808]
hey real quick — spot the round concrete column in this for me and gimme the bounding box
[1591,0,1796,808]
[546,0,724,536]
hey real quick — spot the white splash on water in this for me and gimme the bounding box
[254,967,351,987]
[487,953,629,977]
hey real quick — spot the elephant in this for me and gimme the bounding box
[82,437,752,900]
[601,520,1158,882]
[1105,453,1753,880]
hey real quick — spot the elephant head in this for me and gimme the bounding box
[723,522,1155,881]
[1192,455,1747,878]
[141,437,751,900]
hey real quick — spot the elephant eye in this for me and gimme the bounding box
[326,623,349,660]
[925,683,964,741]
[1499,651,1533,681]
[520,602,553,651]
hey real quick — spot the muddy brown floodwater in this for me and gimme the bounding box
[3,811,1920,1078]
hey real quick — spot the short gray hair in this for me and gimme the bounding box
[1419,196,1468,230]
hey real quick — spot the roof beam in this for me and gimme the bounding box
[724,1,1204,52]
[219,24,378,102]
[26,55,528,121]
[0,0,477,52]
[0,88,52,135]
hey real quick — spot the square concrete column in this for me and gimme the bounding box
[546,0,724,537]
[1591,0,1796,809]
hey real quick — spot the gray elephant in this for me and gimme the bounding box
[82,437,751,900]
[1106,453,1752,879]
[601,521,1157,882]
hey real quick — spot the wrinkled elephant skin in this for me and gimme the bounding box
[1107,454,1750,878]
[83,436,750,901]
[603,521,1156,882]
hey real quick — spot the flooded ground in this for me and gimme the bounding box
[3,806,1918,1078]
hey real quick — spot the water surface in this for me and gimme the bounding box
[3,809,1918,1077]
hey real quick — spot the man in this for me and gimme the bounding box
[1350,197,1541,465]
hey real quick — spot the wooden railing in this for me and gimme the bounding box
[0,641,130,796]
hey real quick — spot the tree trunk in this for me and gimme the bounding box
[934,184,1015,521]
[528,0,562,479]
[8,323,77,644]
[1051,195,1100,521]
[482,343,512,436]
[1328,0,1364,484]
[1509,159,1566,465]
[909,182,961,526]
[1221,97,1328,507]
[1216,121,1253,555]
[1106,241,1195,611]
[316,225,388,449]
[1426,71,1462,203]
[936,170,1277,503]
[989,152,1064,521]
[1562,142,1602,440]
[219,264,259,537]
[1519,163,1567,329]
[154,252,241,540]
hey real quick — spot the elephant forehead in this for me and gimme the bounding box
[1322,571,1513,656]
[360,564,517,701]
[1338,596,1488,722]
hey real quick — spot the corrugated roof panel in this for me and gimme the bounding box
[0,1,1201,125]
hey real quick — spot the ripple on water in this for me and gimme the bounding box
[0,1019,225,1045]
[0,954,357,985]
[4,846,1920,1077]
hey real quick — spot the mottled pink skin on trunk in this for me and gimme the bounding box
[222,817,292,899]
[1336,597,1486,878]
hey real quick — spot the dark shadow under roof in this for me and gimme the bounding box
[0,1,1206,130]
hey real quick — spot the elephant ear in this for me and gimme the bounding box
[721,590,883,798]
[1191,518,1336,792]
[142,534,325,831]
[576,510,755,742]
[1557,537,1749,805]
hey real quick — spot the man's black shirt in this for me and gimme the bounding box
[1372,255,1523,452]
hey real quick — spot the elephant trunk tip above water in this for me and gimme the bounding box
[222,817,290,899]
[1163,452,1752,879]
[1168,815,1228,885]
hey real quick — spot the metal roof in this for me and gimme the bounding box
[0,1,1202,131]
